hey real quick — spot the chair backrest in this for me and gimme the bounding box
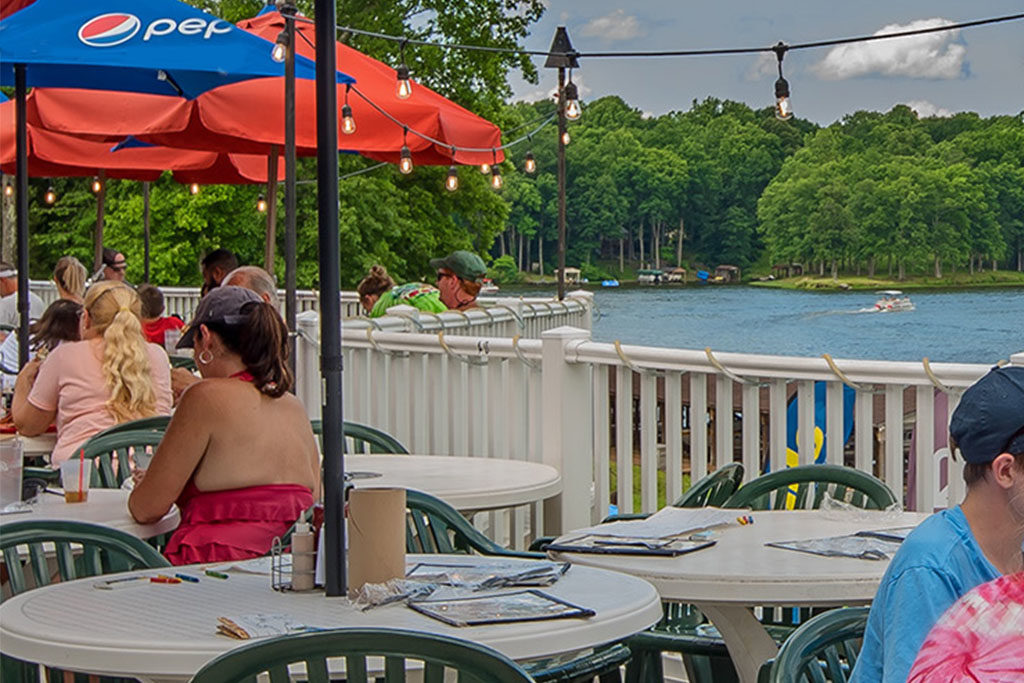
[761,607,870,683]
[404,489,540,558]
[0,520,170,600]
[673,462,745,508]
[191,627,534,683]
[74,429,165,488]
[311,420,410,454]
[723,464,897,511]
[88,415,172,441]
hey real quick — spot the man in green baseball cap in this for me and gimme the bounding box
[430,250,487,311]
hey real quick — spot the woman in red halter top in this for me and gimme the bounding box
[129,287,319,565]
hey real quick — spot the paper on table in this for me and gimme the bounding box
[767,534,903,561]
[574,506,739,540]
[217,614,307,639]
[208,556,277,575]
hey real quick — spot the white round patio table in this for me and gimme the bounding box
[548,509,931,683]
[0,488,179,539]
[1,432,56,461]
[346,454,562,512]
[0,554,661,682]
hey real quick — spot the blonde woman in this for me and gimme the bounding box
[13,281,172,464]
[53,255,87,303]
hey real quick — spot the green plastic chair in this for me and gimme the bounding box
[598,463,746,525]
[311,420,410,454]
[723,464,897,511]
[403,489,629,682]
[190,627,533,683]
[73,429,165,488]
[88,415,172,440]
[404,489,540,559]
[0,520,170,683]
[169,355,196,371]
[758,607,870,683]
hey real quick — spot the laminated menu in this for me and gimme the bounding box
[766,533,903,561]
[405,560,570,588]
[408,589,595,627]
[545,534,716,556]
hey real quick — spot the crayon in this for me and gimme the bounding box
[205,569,230,579]
[150,576,182,584]
[174,573,200,583]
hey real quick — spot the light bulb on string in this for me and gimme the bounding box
[561,131,570,146]
[91,176,102,194]
[524,151,536,174]
[395,42,412,99]
[341,104,356,135]
[445,165,459,192]
[44,187,57,204]
[189,183,200,195]
[563,78,581,121]
[772,42,793,121]
[399,146,414,175]
[479,163,491,175]
[490,165,503,191]
[3,183,12,197]
[271,29,289,63]
[256,194,267,213]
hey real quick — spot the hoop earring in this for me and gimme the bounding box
[197,350,214,365]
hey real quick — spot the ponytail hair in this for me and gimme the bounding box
[206,301,292,398]
[356,265,395,299]
[83,281,157,422]
[53,255,87,300]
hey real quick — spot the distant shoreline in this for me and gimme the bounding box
[748,271,1024,291]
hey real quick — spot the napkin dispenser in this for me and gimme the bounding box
[347,487,406,596]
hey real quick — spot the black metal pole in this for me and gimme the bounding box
[15,65,30,368]
[94,169,106,273]
[556,66,567,302]
[284,12,298,379]
[264,147,279,271]
[142,181,151,283]
[314,0,345,596]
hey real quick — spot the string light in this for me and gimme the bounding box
[524,150,536,174]
[561,131,570,146]
[489,150,503,190]
[396,40,412,99]
[773,42,792,121]
[399,129,414,174]
[189,183,200,195]
[341,85,356,134]
[271,28,289,63]
[4,182,14,197]
[257,194,268,213]
[564,75,581,121]
[445,165,459,192]
[44,187,57,204]
[479,163,491,174]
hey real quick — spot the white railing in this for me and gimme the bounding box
[296,320,1022,546]
[31,281,592,336]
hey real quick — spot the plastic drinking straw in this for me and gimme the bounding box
[78,448,84,498]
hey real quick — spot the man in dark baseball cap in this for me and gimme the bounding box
[852,365,1024,683]
[429,250,487,311]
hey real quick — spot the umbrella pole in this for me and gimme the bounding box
[94,170,106,273]
[315,0,346,597]
[142,181,151,283]
[284,12,298,377]
[14,65,30,368]
[264,147,278,271]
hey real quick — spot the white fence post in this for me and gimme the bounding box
[541,326,593,536]
[295,311,321,420]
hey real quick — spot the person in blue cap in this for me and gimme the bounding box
[851,365,1024,683]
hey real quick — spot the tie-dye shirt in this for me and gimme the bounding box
[369,282,447,318]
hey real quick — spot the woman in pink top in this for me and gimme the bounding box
[12,281,172,463]
[129,287,318,565]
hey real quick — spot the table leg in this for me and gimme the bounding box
[696,603,778,683]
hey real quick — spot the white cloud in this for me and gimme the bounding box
[512,74,590,104]
[579,9,643,42]
[904,100,953,118]
[747,52,779,81]
[813,18,966,80]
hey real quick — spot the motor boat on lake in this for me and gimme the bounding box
[480,278,499,294]
[871,290,915,312]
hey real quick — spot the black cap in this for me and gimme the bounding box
[950,366,1024,464]
[177,286,261,349]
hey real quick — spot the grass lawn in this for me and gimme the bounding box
[750,270,1024,291]
[609,459,691,511]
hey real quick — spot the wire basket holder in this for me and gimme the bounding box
[270,536,292,592]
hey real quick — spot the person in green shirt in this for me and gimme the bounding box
[357,265,447,318]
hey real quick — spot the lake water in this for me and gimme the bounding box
[507,286,1023,363]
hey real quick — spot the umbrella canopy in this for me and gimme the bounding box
[1,99,286,183]
[0,0,352,98]
[25,10,502,165]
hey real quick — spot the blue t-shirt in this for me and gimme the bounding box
[850,506,999,683]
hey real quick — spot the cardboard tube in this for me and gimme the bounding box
[347,487,406,596]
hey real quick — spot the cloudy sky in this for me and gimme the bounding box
[508,1,1024,124]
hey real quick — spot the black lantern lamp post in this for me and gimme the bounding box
[544,26,579,302]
